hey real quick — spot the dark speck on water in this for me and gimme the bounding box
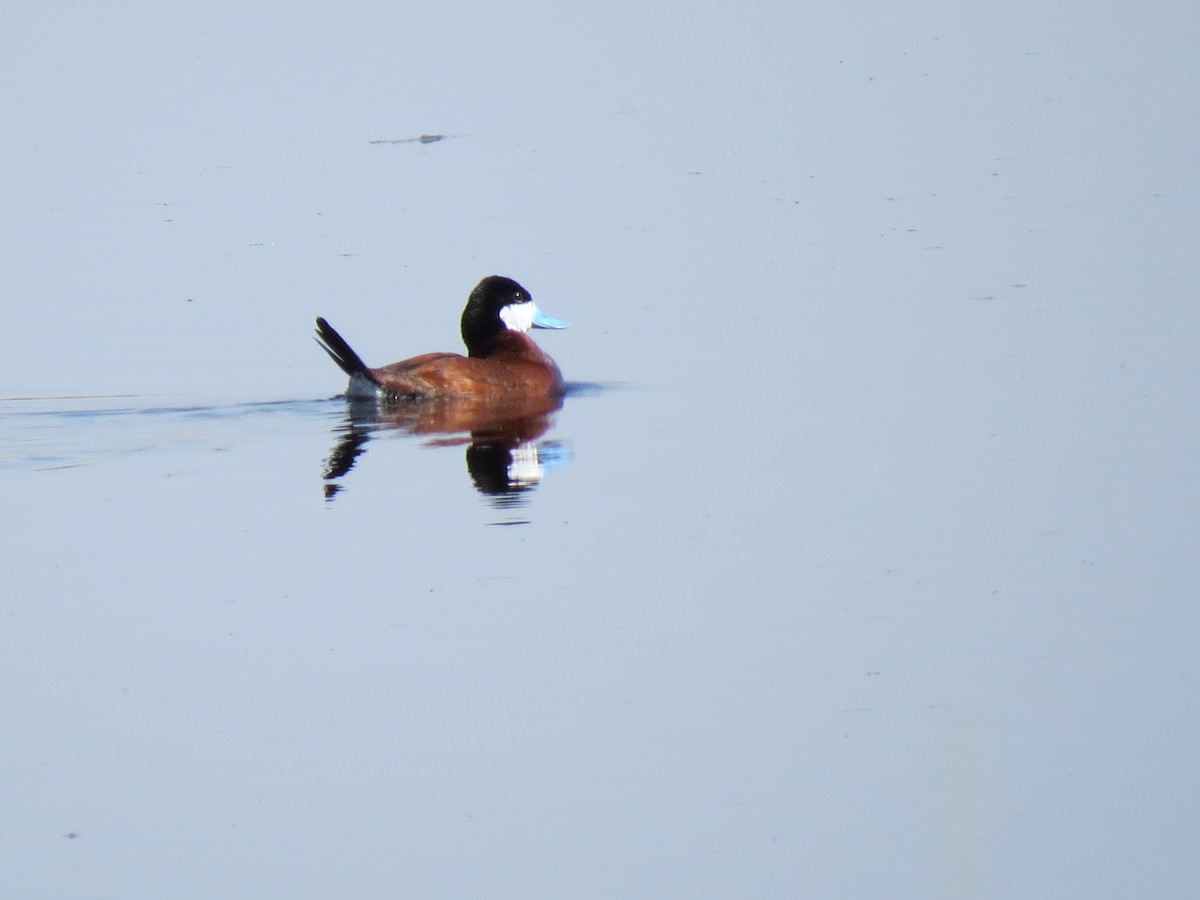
[369,133,452,145]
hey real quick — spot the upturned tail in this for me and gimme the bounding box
[314,317,378,384]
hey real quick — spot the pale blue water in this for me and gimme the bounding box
[3,2,1199,898]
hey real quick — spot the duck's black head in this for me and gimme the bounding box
[460,276,568,356]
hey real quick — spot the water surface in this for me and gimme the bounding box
[3,2,1199,898]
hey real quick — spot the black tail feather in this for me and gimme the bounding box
[314,317,376,381]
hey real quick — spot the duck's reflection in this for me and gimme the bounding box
[322,394,565,505]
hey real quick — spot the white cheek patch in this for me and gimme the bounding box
[499,301,536,333]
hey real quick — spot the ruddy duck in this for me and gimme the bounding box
[315,276,568,402]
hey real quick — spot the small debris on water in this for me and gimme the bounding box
[369,133,456,145]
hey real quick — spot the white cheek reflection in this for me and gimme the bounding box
[499,301,535,333]
[506,442,543,486]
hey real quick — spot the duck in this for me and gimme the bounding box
[315,275,568,402]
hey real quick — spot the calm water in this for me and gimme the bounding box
[3,2,1199,898]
